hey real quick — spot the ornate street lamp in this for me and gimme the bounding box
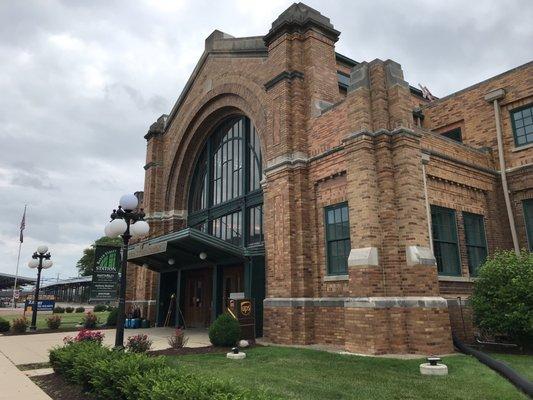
[104,194,149,348]
[28,245,53,331]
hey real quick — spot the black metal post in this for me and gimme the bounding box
[115,222,131,348]
[29,261,42,331]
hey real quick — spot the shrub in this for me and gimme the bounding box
[168,328,188,349]
[53,306,65,314]
[46,315,61,330]
[93,304,107,312]
[0,317,10,333]
[11,317,28,333]
[64,329,105,345]
[82,311,98,329]
[126,334,152,353]
[75,306,85,313]
[106,307,118,326]
[471,250,533,345]
[65,306,74,313]
[208,313,241,347]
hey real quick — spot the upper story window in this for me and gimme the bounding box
[441,128,462,142]
[511,104,533,147]
[463,212,488,276]
[188,116,263,247]
[325,203,351,275]
[431,205,461,276]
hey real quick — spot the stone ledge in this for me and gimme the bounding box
[324,274,349,282]
[264,296,448,309]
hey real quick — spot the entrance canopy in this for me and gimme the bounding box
[128,228,246,271]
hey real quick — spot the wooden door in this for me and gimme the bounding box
[182,269,212,328]
[222,264,244,309]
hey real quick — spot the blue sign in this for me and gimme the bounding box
[25,299,55,312]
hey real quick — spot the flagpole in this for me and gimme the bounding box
[11,242,22,308]
[12,205,27,308]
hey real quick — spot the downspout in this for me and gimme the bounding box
[484,89,520,255]
[421,153,433,252]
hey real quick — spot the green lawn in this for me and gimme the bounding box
[1,311,109,330]
[165,346,526,400]
[490,353,533,381]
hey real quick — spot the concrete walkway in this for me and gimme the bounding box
[0,352,51,399]
[0,327,210,365]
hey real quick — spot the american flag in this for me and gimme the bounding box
[19,205,26,243]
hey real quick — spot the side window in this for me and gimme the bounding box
[463,212,488,276]
[511,105,533,147]
[441,127,462,142]
[325,203,351,275]
[523,199,533,251]
[431,205,461,276]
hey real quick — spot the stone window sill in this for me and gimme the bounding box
[324,274,349,282]
[511,142,533,152]
[438,275,477,283]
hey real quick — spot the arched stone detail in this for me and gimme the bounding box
[163,78,268,219]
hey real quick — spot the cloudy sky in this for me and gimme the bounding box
[0,0,531,283]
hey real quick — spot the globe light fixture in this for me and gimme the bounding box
[168,258,175,265]
[104,193,149,348]
[27,247,53,331]
[199,252,207,260]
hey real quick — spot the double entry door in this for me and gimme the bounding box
[182,268,212,328]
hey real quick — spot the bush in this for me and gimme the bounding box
[63,329,105,345]
[126,334,152,353]
[46,315,61,330]
[0,317,10,333]
[11,317,28,333]
[53,306,65,314]
[75,307,85,313]
[65,306,74,313]
[93,304,107,312]
[49,341,275,400]
[208,313,241,347]
[471,250,533,345]
[168,328,188,349]
[82,311,98,329]
[106,307,118,326]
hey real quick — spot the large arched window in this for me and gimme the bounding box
[188,116,263,247]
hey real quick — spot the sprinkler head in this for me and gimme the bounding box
[427,356,441,366]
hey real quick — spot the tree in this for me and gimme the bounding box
[76,236,122,276]
[471,250,533,346]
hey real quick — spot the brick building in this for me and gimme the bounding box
[126,3,533,355]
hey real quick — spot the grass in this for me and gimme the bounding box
[0,311,109,330]
[489,352,533,381]
[165,346,527,400]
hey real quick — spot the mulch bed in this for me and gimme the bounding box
[148,345,231,356]
[31,373,92,400]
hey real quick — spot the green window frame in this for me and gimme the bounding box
[511,104,533,147]
[431,205,461,276]
[463,212,488,276]
[441,127,462,142]
[523,199,533,251]
[325,202,351,275]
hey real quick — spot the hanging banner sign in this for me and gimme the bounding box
[90,245,120,302]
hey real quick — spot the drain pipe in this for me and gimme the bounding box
[421,153,433,252]
[484,89,520,255]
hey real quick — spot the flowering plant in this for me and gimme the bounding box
[82,311,98,329]
[46,315,61,330]
[168,328,188,349]
[64,329,105,345]
[126,334,152,353]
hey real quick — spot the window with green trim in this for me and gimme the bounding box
[431,205,461,276]
[463,212,487,276]
[325,203,351,275]
[441,127,462,142]
[511,104,533,147]
[523,199,533,251]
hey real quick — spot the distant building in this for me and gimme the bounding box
[41,276,92,303]
[126,3,533,354]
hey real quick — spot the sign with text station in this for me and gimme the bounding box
[90,245,120,302]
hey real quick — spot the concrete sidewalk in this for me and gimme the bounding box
[0,352,51,399]
[0,327,210,365]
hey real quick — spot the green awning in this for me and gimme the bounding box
[128,228,245,272]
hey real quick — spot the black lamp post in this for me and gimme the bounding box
[105,194,149,348]
[28,246,52,331]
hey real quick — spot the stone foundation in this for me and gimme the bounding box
[264,297,454,355]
